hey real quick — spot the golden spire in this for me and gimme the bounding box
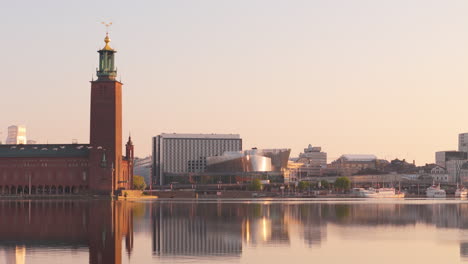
[103,33,113,51]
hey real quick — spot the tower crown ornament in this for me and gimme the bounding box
[96,22,117,80]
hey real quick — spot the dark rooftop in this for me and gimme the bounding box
[0,144,91,158]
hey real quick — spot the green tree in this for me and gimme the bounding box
[320,180,330,189]
[298,181,310,191]
[334,177,351,191]
[133,175,147,190]
[248,179,263,191]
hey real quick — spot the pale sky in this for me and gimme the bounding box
[1,0,468,164]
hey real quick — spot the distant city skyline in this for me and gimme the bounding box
[3,1,468,165]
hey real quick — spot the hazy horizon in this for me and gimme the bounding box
[2,0,468,165]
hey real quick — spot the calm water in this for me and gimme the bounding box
[1,199,468,264]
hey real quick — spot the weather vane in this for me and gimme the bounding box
[101,21,113,33]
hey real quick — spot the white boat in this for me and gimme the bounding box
[426,184,446,198]
[455,184,468,198]
[352,187,405,198]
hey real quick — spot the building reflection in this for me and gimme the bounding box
[3,201,468,263]
[0,200,133,264]
[152,203,243,256]
[150,201,468,260]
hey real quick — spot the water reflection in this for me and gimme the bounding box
[2,200,468,263]
[0,200,133,264]
[149,202,468,262]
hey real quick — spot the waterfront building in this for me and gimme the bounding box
[284,160,306,183]
[0,33,134,195]
[134,155,152,184]
[459,162,468,183]
[297,145,327,167]
[430,165,448,182]
[328,154,377,176]
[446,159,468,183]
[202,148,290,184]
[152,133,242,185]
[294,145,327,177]
[206,148,290,173]
[460,133,468,153]
[5,125,26,145]
[26,140,36,144]
[435,151,467,168]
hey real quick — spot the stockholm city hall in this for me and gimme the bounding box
[0,33,134,195]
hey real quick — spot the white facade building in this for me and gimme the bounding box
[152,133,242,185]
[431,165,448,183]
[5,125,26,145]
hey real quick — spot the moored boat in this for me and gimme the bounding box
[352,187,405,198]
[426,184,446,198]
[455,184,467,198]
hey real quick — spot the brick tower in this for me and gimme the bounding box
[89,33,123,194]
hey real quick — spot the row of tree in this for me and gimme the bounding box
[133,175,353,192]
[247,177,352,192]
[297,176,351,191]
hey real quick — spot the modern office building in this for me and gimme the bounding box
[152,133,242,185]
[297,145,327,167]
[435,151,467,168]
[294,144,328,177]
[460,133,468,153]
[5,125,27,145]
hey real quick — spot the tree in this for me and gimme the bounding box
[320,180,330,189]
[133,175,147,190]
[298,181,310,191]
[249,179,263,191]
[334,177,351,191]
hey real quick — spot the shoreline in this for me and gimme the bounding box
[0,194,460,201]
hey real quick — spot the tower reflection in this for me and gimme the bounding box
[0,200,133,264]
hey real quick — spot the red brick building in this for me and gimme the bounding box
[0,33,133,195]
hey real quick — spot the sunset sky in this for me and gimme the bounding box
[2,0,468,164]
